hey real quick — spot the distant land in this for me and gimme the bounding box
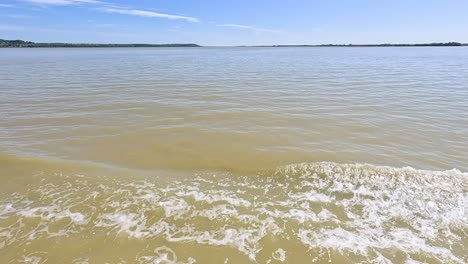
[0,39,200,48]
[1,39,467,48]
[249,42,467,47]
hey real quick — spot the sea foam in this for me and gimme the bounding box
[0,162,466,263]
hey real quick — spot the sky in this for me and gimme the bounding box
[1,0,468,46]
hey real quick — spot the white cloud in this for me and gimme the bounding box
[22,0,99,5]
[100,8,199,23]
[218,24,281,33]
[0,4,15,7]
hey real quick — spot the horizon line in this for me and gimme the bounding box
[1,39,467,47]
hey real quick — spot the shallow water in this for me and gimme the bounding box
[0,47,467,263]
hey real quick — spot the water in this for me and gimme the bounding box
[0,47,467,263]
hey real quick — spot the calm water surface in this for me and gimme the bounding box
[0,47,467,263]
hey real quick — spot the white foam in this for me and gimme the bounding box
[72,258,89,264]
[193,204,238,220]
[137,246,196,264]
[159,198,190,218]
[176,189,252,207]
[1,162,466,263]
[96,212,149,239]
[272,248,286,262]
[18,255,44,264]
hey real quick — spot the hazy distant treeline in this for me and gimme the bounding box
[1,39,465,48]
[0,39,200,48]
[266,42,465,47]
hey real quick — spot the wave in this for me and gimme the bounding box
[0,161,466,263]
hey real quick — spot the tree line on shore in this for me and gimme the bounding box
[263,42,465,47]
[1,39,465,48]
[0,39,200,48]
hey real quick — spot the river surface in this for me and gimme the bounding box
[0,47,467,263]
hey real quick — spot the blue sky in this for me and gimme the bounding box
[1,0,467,45]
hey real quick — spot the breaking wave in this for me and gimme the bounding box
[0,162,466,263]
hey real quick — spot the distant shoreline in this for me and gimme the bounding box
[0,39,200,48]
[249,42,467,47]
[1,39,467,48]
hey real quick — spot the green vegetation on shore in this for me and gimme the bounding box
[0,39,200,48]
[1,39,466,48]
[255,42,465,47]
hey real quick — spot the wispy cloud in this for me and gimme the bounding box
[0,24,142,40]
[0,4,15,7]
[21,0,99,5]
[218,24,281,33]
[100,8,199,23]
[94,23,114,27]
[6,14,35,18]
[14,1,199,24]
[0,24,27,30]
